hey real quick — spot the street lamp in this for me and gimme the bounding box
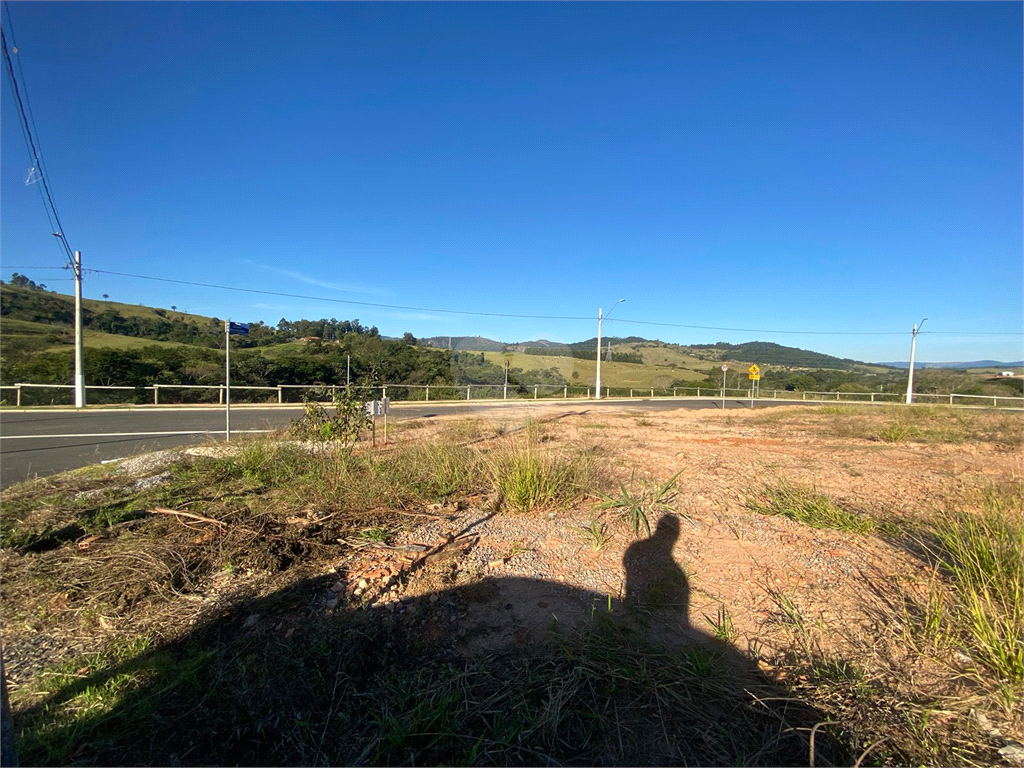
[905,318,927,405]
[595,299,625,400]
[53,233,85,409]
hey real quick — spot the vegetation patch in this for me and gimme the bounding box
[747,481,875,534]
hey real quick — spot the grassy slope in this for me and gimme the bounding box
[483,351,704,387]
[1,317,192,352]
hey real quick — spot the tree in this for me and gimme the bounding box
[102,294,109,300]
[401,332,417,345]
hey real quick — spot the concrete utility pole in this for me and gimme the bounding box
[595,299,624,400]
[73,251,85,408]
[54,234,85,408]
[905,318,927,405]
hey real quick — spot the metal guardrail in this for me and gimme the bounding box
[0,382,1021,409]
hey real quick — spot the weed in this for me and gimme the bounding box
[704,604,738,645]
[748,481,875,534]
[819,405,850,416]
[577,515,612,552]
[358,527,389,543]
[878,422,920,443]
[488,442,595,514]
[594,470,684,538]
[634,418,655,427]
[918,483,1023,684]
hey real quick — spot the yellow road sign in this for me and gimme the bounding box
[749,374,760,380]
[748,364,760,375]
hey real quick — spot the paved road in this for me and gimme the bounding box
[0,397,796,488]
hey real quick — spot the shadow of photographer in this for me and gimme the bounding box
[9,513,846,766]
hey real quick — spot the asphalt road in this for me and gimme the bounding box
[0,397,795,488]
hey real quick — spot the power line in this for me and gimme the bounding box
[89,269,595,321]
[2,265,72,270]
[604,318,906,336]
[86,267,1023,337]
[1,12,74,266]
[604,318,1022,337]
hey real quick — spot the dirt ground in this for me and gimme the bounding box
[2,401,1022,765]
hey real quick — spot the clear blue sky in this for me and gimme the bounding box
[2,1,1021,363]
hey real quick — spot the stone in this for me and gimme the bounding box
[358,579,368,590]
[330,581,345,593]
[999,744,1024,767]
[429,594,439,604]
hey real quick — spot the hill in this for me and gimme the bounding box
[419,336,507,352]
[876,360,1024,370]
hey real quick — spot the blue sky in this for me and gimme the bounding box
[2,2,1021,363]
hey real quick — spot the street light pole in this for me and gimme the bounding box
[54,234,85,408]
[905,318,927,405]
[595,299,624,400]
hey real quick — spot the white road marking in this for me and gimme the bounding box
[0,429,274,440]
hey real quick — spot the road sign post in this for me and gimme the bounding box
[224,321,250,440]
[748,365,760,409]
[721,364,728,410]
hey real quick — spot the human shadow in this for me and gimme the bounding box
[8,516,848,767]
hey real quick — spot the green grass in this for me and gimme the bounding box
[877,422,921,443]
[594,469,684,538]
[488,442,597,514]
[747,481,875,534]
[917,483,1023,686]
[480,351,704,388]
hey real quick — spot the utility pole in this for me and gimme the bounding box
[595,299,625,400]
[73,251,85,408]
[905,318,927,405]
[225,320,232,440]
[53,234,85,408]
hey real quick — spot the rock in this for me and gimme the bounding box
[325,597,339,609]
[243,614,260,629]
[354,588,363,597]
[429,594,439,604]
[358,579,368,590]
[488,559,504,569]
[330,581,345,593]
[999,744,1024,766]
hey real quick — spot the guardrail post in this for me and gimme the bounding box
[564,386,568,398]
[278,386,283,404]
[587,387,590,398]
[15,384,21,407]
[534,385,538,399]
[466,386,471,401]
[651,388,654,398]
[949,393,953,406]
[802,392,806,401]
[836,392,840,401]
[425,385,430,402]
[154,384,159,405]
[382,386,387,402]
[993,397,997,407]
[219,386,224,405]
[630,389,633,398]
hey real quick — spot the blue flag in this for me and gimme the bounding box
[227,321,249,335]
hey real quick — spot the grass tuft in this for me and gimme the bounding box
[919,483,1023,685]
[487,442,595,514]
[748,481,875,534]
[594,470,684,538]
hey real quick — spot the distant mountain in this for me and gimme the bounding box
[877,360,1024,370]
[419,336,507,352]
[686,341,864,370]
